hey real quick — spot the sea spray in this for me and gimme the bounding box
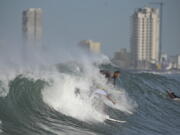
[103,89,137,114]
[42,58,136,122]
[42,72,108,122]
[0,64,180,135]
[0,42,137,134]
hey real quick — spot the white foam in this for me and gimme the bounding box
[42,73,108,122]
[0,42,136,122]
[42,57,136,122]
[105,90,137,114]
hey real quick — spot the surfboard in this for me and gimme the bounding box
[173,98,180,101]
[106,117,126,123]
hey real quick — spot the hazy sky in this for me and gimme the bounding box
[0,0,180,57]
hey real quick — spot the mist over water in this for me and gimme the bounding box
[0,41,180,135]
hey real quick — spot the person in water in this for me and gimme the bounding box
[100,70,121,86]
[167,90,180,99]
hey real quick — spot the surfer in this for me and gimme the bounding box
[167,90,180,99]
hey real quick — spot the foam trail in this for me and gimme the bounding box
[103,89,137,114]
[42,73,108,122]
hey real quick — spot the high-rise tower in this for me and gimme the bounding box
[131,7,160,69]
[22,8,42,47]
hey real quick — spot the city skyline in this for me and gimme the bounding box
[0,0,180,57]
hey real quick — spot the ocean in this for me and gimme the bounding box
[0,57,180,135]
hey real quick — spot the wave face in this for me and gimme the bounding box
[0,61,180,135]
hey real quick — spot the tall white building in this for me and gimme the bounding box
[22,8,42,47]
[178,55,180,69]
[131,7,160,69]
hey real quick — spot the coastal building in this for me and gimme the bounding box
[112,48,131,69]
[160,53,168,70]
[178,55,180,69]
[169,55,180,69]
[79,40,101,53]
[130,7,160,70]
[160,53,168,62]
[22,8,42,47]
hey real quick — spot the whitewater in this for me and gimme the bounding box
[0,47,180,135]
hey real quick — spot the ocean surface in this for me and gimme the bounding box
[0,59,180,135]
